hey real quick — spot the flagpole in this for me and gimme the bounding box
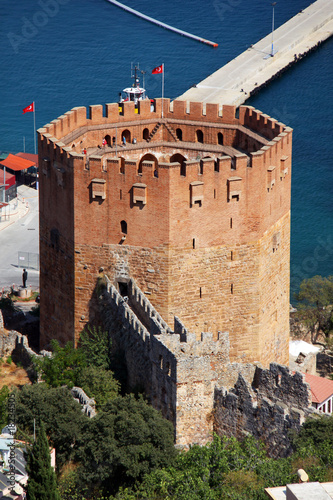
[33,101,36,154]
[162,63,164,119]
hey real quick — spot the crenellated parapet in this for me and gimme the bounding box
[214,363,316,458]
[37,99,292,161]
[127,278,173,334]
[104,275,229,355]
[101,275,232,445]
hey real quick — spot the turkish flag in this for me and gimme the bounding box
[152,65,163,74]
[23,102,34,114]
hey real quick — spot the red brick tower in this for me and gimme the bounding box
[38,98,292,366]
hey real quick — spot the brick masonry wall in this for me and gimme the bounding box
[38,100,292,368]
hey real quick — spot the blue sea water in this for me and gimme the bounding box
[1,0,332,300]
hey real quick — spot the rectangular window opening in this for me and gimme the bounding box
[193,238,196,249]
[230,218,233,229]
[214,189,216,199]
[231,283,233,294]
[200,287,202,298]
[120,189,122,200]
[231,251,233,261]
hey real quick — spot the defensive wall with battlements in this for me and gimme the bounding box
[99,277,315,452]
[38,98,292,367]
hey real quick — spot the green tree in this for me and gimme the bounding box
[295,275,333,344]
[33,327,114,389]
[79,325,112,370]
[15,384,85,470]
[57,468,83,500]
[33,339,86,388]
[292,414,333,479]
[76,365,119,409]
[0,385,9,429]
[118,435,294,500]
[25,421,60,500]
[294,414,333,450]
[75,394,176,497]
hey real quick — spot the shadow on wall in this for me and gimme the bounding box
[86,275,129,394]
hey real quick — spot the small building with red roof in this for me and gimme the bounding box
[16,152,38,171]
[0,152,38,188]
[0,153,36,173]
[0,168,16,202]
[304,373,333,414]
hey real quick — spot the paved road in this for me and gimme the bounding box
[0,185,39,290]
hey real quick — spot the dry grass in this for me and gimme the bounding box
[0,360,31,389]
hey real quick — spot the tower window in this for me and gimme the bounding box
[199,161,203,175]
[196,129,204,143]
[230,218,233,229]
[176,128,183,141]
[50,228,60,252]
[231,284,234,294]
[193,238,196,249]
[121,220,127,234]
[272,232,281,253]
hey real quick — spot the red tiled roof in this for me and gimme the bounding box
[0,170,15,185]
[16,152,38,169]
[0,153,35,171]
[0,168,16,189]
[305,373,333,404]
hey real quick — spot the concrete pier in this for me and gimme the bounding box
[177,0,333,106]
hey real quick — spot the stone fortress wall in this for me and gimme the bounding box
[99,275,315,453]
[38,98,292,369]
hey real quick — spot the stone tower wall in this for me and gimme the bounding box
[38,99,291,367]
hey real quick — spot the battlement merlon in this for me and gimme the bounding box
[152,330,230,384]
[38,100,291,143]
[155,330,230,357]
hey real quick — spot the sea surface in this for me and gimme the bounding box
[1,0,332,300]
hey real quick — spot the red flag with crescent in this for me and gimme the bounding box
[23,102,34,114]
[152,65,163,74]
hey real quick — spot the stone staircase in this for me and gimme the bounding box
[146,122,161,142]
[164,122,179,142]
[146,121,180,143]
